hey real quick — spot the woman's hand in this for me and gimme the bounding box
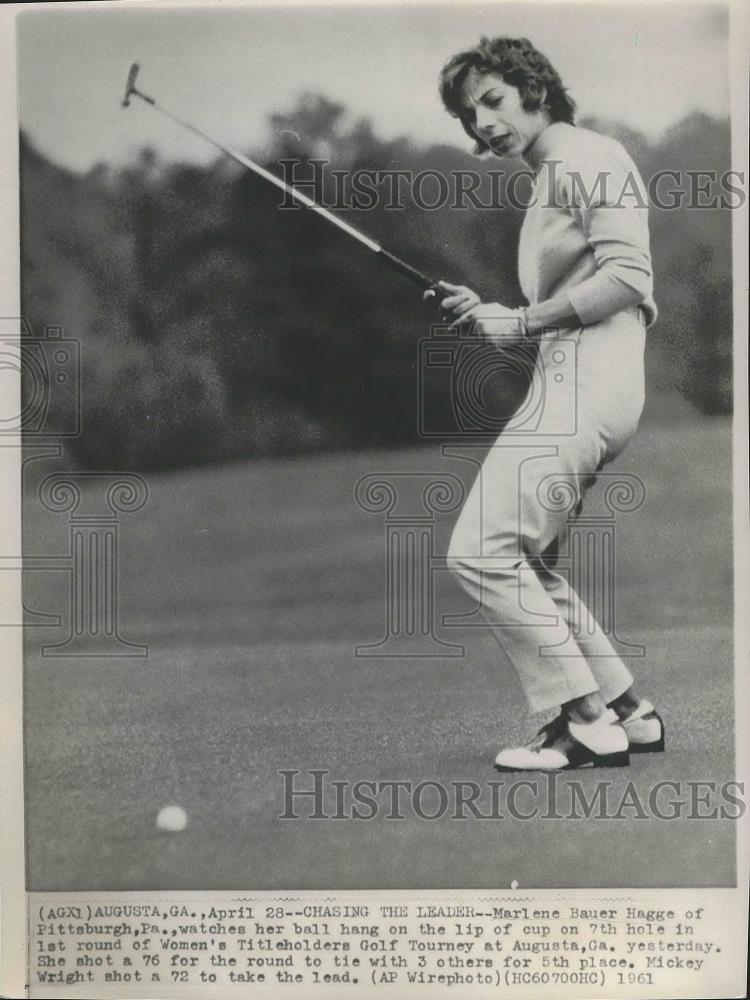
[424,282,527,344]
[424,280,481,319]
[458,302,528,344]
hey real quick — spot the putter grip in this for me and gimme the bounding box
[424,287,449,319]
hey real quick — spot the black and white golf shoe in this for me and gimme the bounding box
[619,699,665,754]
[494,709,630,772]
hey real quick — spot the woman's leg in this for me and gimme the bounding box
[533,560,634,707]
[446,434,624,714]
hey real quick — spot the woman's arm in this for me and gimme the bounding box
[434,284,642,337]
[523,284,643,334]
[523,291,582,333]
[431,285,582,340]
[553,139,655,326]
[435,147,653,338]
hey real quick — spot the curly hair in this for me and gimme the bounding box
[439,37,576,153]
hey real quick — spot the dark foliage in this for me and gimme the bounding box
[19,101,733,470]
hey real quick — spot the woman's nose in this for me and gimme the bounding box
[475,106,498,133]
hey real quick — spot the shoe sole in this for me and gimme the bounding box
[629,736,665,754]
[494,749,630,773]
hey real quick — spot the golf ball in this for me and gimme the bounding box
[156,805,188,832]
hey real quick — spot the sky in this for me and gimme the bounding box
[16,0,730,173]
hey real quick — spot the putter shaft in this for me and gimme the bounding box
[121,64,439,293]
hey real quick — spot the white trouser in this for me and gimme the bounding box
[447,309,646,714]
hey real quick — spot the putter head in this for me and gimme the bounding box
[122,63,140,107]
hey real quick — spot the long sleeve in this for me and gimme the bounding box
[555,142,654,326]
[517,123,658,328]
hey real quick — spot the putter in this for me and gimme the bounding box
[122,63,442,299]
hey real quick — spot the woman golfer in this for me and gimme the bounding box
[433,37,664,770]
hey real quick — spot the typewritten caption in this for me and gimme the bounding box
[27,892,743,998]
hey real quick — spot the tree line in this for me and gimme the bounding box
[20,98,733,470]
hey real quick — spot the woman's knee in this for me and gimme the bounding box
[446,511,515,580]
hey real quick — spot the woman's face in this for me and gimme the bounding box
[459,70,550,158]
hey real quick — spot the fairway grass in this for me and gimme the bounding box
[23,415,736,889]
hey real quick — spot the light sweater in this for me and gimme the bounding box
[518,122,657,328]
